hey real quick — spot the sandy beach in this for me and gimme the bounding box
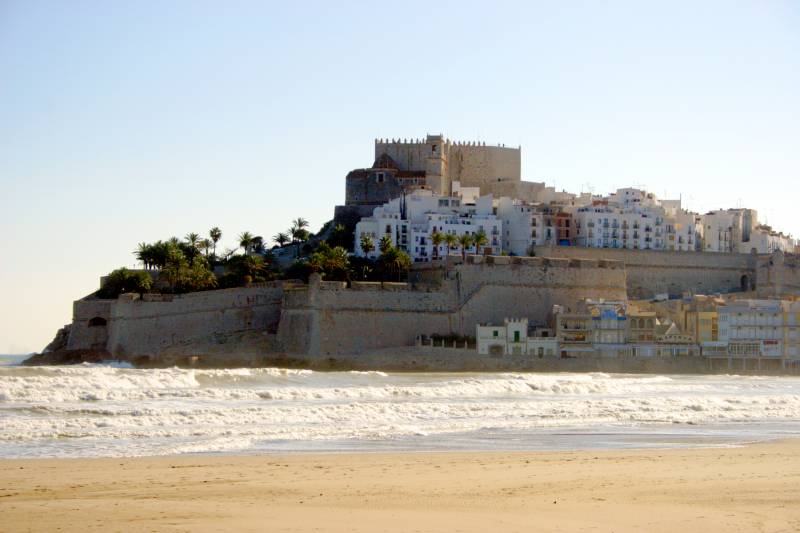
[1,440,799,532]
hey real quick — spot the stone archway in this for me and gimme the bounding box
[88,316,107,327]
[740,274,751,292]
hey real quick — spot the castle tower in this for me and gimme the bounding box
[424,134,449,195]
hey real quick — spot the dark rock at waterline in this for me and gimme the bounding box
[22,349,111,366]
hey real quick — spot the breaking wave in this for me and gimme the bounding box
[1,365,800,457]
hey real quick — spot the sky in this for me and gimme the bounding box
[1,1,798,353]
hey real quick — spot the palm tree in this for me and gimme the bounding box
[185,232,200,248]
[458,233,474,260]
[292,217,309,231]
[209,227,222,257]
[238,231,254,255]
[473,229,489,256]
[431,232,444,261]
[289,225,309,258]
[198,238,212,257]
[135,242,151,269]
[360,234,375,256]
[251,236,265,254]
[380,248,412,282]
[443,233,458,269]
[443,233,458,258]
[273,232,290,248]
[379,235,393,254]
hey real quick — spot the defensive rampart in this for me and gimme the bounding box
[756,251,800,298]
[67,298,114,350]
[534,245,757,298]
[276,256,627,356]
[105,283,287,359]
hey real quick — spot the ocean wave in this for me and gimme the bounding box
[2,367,800,458]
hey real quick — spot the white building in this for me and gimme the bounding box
[718,299,800,359]
[496,198,553,256]
[476,318,558,357]
[570,189,702,252]
[354,189,503,262]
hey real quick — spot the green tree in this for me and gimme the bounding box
[458,233,474,259]
[135,243,153,270]
[360,234,375,256]
[198,238,212,257]
[473,229,489,256]
[273,232,290,247]
[379,235,393,254]
[379,247,412,282]
[289,219,310,258]
[98,268,152,299]
[184,233,201,261]
[443,233,458,257]
[251,235,265,254]
[328,223,353,250]
[219,254,275,287]
[238,231,254,255]
[209,227,222,258]
[431,231,444,260]
[308,242,350,281]
[292,217,309,231]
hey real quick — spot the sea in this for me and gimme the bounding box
[2,362,800,458]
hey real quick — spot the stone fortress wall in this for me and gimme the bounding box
[534,245,759,298]
[274,256,626,357]
[374,136,521,194]
[65,283,289,361]
[57,251,800,364]
[67,299,115,351]
[756,251,800,298]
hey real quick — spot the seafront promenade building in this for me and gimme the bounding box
[476,318,558,357]
[717,299,800,359]
[475,297,800,363]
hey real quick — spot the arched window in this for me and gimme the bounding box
[88,317,107,327]
[740,275,751,292]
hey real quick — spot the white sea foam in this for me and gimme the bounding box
[1,366,800,458]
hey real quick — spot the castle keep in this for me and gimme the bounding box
[336,134,548,228]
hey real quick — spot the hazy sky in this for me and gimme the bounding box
[1,1,798,353]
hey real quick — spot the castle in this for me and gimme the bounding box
[39,135,800,368]
[334,134,568,230]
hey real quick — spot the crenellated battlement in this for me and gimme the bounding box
[374,136,517,149]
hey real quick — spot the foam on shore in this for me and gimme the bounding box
[1,366,800,457]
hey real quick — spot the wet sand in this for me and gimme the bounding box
[2,440,799,532]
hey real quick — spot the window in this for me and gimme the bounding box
[493,331,498,337]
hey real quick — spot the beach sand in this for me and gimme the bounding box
[2,441,799,532]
